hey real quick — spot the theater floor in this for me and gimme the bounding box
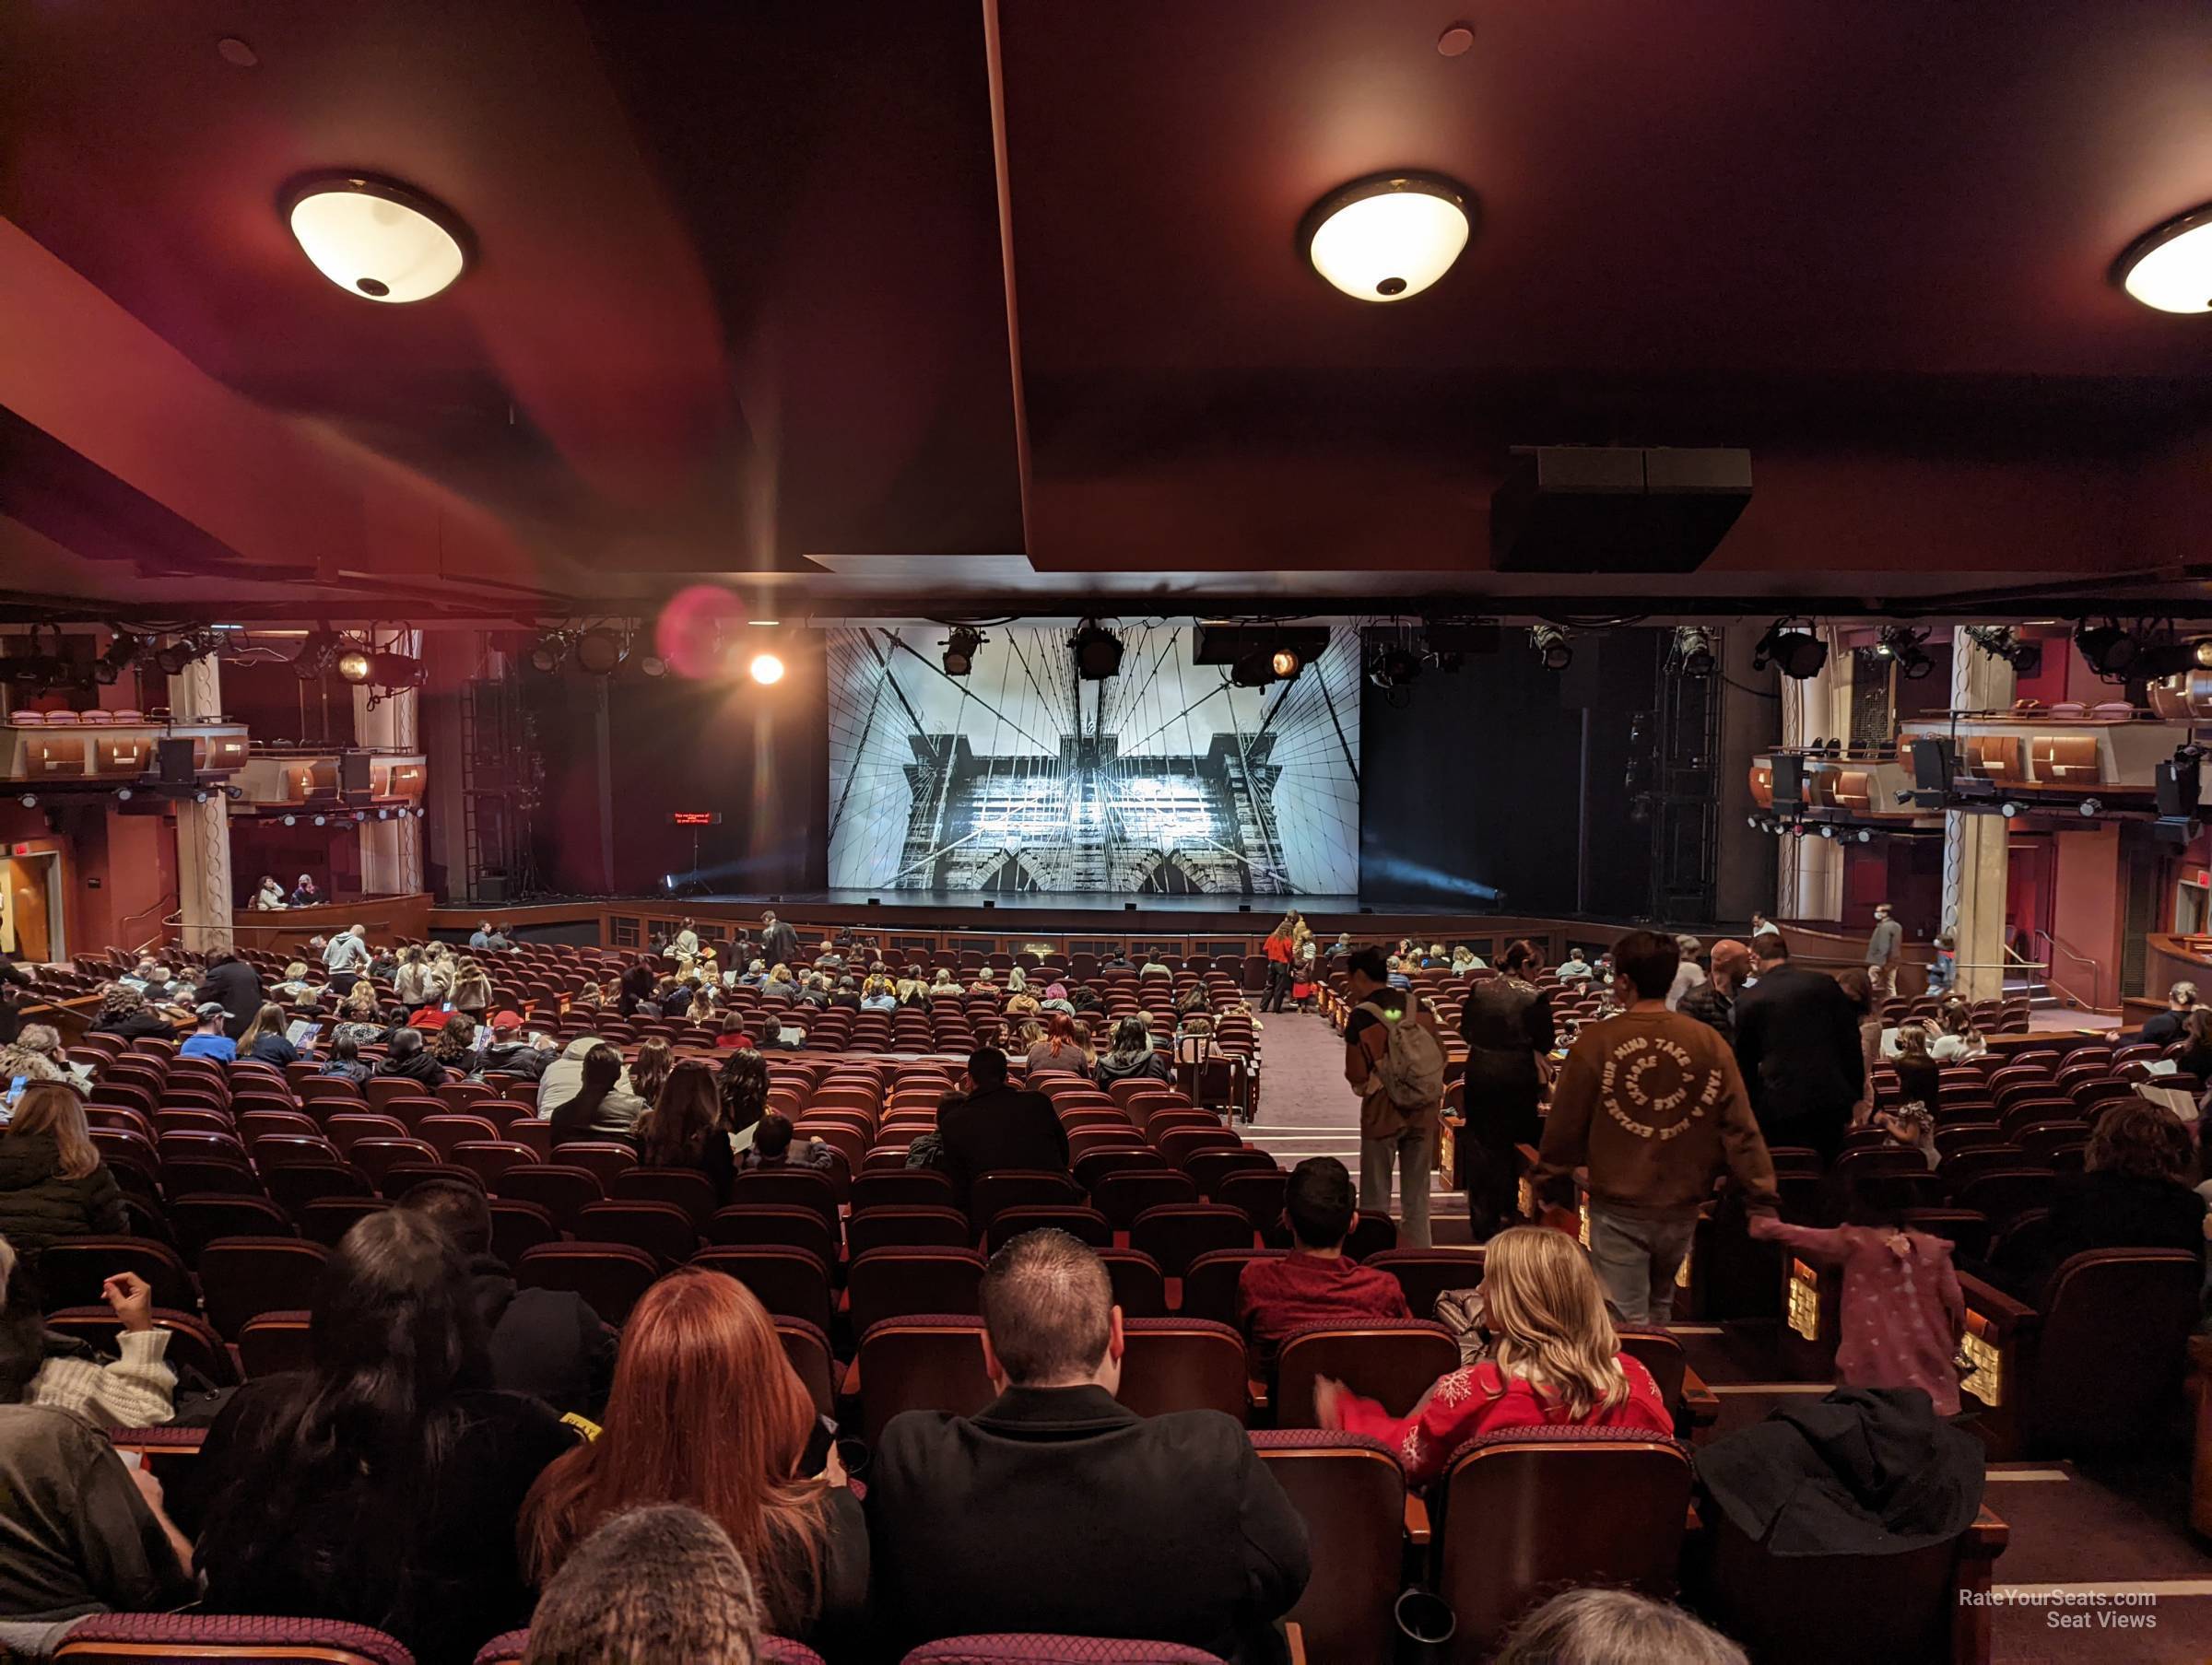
[1248,1008,2212,1663]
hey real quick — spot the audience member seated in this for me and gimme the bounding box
[2140,981,2198,1047]
[867,1229,1310,1660]
[0,1237,174,1427]
[0,1022,69,1085]
[468,920,508,952]
[87,984,175,1042]
[523,1504,764,1665]
[523,1270,865,1650]
[330,981,388,1047]
[1493,1589,1747,1665]
[0,1380,195,1654]
[476,1012,555,1082]
[739,1113,836,1174]
[1932,997,1987,1062]
[1025,1012,1090,1075]
[240,1002,299,1067]
[550,1045,649,1147]
[431,1013,480,1072]
[179,1002,239,1062]
[288,873,322,908]
[0,1085,126,1253]
[717,1051,771,1159]
[1094,1016,1172,1088]
[1534,931,1778,1324]
[935,1047,1071,1209]
[1887,1021,1943,1112]
[633,1061,736,1204]
[194,1210,578,1665]
[2175,1006,2212,1083]
[400,1181,616,1418]
[1237,1156,1409,1359]
[1751,1185,1967,1413]
[628,1039,676,1111]
[316,1033,372,1085]
[1992,1099,2207,1301]
[377,1026,448,1090]
[252,874,288,910]
[1318,1225,1670,1486]
[269,961,318,1003]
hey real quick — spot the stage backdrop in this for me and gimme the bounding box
[827,623,1360,894]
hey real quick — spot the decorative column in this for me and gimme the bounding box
[169,651,234,954]
[1776,627,1853,921]
[1943,628,2017,1003]
[355,630,424,897]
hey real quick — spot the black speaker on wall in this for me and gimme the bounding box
[156,738,195,786]
[2157,758,2201,820]
[1769,753,1806,809]
[1910,737,1956,794]
[339,752,373,794]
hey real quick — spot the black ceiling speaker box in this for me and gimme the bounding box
[1191,622,1333,666]
[1491,446,1752,573]
[1770,753,1806,808]
[156,737,195,785]
[1910,737,1956,794]
[2157,757,2201,820]
[338,752,373,793]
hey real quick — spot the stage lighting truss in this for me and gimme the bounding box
[1071,619,1124,680]
[941,625,986,678]
[1530,624,1573,673]
[1751,619,1828,680]
[1668,625,1715,677]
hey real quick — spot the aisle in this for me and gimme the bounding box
[1244,1006,1468,1241]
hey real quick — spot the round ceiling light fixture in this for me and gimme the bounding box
[1302,173,1473,303]
[285,174,470,304]
[2114,203,2212,315]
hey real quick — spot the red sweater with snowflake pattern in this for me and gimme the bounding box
[1334,1354,1671,1485]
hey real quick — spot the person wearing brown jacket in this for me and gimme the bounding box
[1532,931,1778,1323]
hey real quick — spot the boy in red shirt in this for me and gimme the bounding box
[1237,1157,1410,1358]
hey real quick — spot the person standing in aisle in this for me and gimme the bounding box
[1343,949,1442,1248]
[1865,903,1904,1002]
[1260,918,1296,1014]
[1456,939,1555,1241]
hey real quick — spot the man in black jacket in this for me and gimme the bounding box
[1732,932,1865,1163]
[759,911,799,971]
[196,949,262,1041]
[0,955,36,1047]
[867,1230,1310,1661]
[398,1180,616,1417]
[935,1047,1069,1211]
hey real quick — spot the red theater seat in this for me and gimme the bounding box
[56,1614,418,1665]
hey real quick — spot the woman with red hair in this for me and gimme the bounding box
[519,1269,865,1649]
[1024,1011,1090,1075]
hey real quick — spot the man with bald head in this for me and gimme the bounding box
[866,1229,1309,1662]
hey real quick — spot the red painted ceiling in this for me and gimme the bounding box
[3,0,2210,618]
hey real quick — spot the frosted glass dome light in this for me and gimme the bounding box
[1304,174,1473,302]
[2115,204,2212,315]
[286,175,469,304]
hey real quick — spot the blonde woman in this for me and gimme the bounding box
[0,1083,128,1250]
[1316,1226,1668,1483]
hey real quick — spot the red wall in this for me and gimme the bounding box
[2051,824,2123,1009]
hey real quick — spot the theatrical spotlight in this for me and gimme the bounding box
[573,627,626,676]
[2075,621,2138,679]
[93,633,141,686]
[366,652,423,690]
[1999,800,2022,819]
[335,647,373,685]
[525,634,567,674]
[1877,626,1935,681]
[1854,827,1873,843]
[2079,798,2105,817]
[1369,643,1424,691]
[1752,620,1828,680]
[152,630,218,677]
[1530,625,1573,673]
[941,626,985,678]
[1669,626,1715,677]
[291,629,337,681]
[1271,647,1303,678]
[1071,620,1124,680]
[748,651,785,686]
[1966,625,2042,676]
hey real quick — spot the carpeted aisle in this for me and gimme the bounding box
[1245,1005,1468,1242]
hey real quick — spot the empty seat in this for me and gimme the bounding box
[612,1166,723,1226]
[1127,1203,1253,1277]
[236,1310,315,1378]
[729,1166,840,1226]
[1362,1247,1488,1320]
[1092,1169,1199,1229]
[494,1164,604,1230]
[1117,1317,1248,1420]
[1253,1431,1406,1665]
[970,1170,1085,1229]
[53,1613,418,1665]
[34,1237,194,1316]
[896,1639,1221,1664]
[488,1199,561,1263]
[849,1247,987,1336]
[856,1315,996,1445]
[851,1169,959,1213]
[689,1247,836,1334]
[1275,1320,1460,1428]
[852,1204,976,1257]
[169,1194,297,1258]
[707,1203,841,1266]
[1098,1248,1171,1319]
[984,1204,1111,1255]
[197,1237,333,1339]
[575,1201,699,1267]
[300,1196,391,1248]
[1432,1427,1693,1659]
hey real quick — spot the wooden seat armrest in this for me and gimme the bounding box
[1964,1504,2010,1558]
[1956,1271,2040,1336]
[1246,1378,1269,1413]
[1284,1621,1306,1665]
[1404,1495,1431,1546]
[1681,1366,1721,1428]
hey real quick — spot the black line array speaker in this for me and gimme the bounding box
[1910,737,1955,793]
[156,738,195,786]
[339,752,373,793]
[1770,753,1806,808]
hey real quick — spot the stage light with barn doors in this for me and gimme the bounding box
[1304,173,1473,302]
[572,628,625,676]
[1072,621,1124,681]
[285,175,469,303]
[941,627,985,678]
[1530,625,1573,673]
[2114,204,2212,314]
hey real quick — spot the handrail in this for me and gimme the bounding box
[2034,927,2105,1011]
[2002,934,2091,1014]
